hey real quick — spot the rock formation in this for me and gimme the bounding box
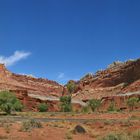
[72,58,140,101]
[0,64,64,97]
[0,58,140,111]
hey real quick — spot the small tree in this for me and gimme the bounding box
[66,81,76,95]
[0,91,23,114]
[88,99,101,112]
[127,97,139,111]
[38,103,48,112]
[60,96,72,112]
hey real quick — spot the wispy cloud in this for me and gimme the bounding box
[0,51,31,66]
[57,72,65,79]
[57,72,79,84]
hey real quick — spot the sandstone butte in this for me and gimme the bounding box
[0,58,140,111]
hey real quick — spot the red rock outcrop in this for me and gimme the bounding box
[0,64,64,97]
[100,93,140,111]
[73,58,140,101]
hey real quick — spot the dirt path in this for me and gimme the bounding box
[0,112,140,123]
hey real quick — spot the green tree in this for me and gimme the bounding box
[88,99,101,112]
[66,81,76,95]
[127,97,139,111]
[38,103,48,112]
[0,91,23,114]
[60,96,72,112]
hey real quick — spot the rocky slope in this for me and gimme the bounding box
[0,64,64,97]
[73,58,140,101]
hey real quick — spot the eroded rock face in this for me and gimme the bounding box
[0,58,140,112]
[73,58,140,101]
[0,64,64,97]
[0,65,66,111]
[100,93,140,111]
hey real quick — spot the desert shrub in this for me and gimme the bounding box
[38,103,48,112]
[127,97,139,111]
[4,123,11,133]
[65,132,73,140]
[60,96,72,112]
[132,129,140,140]
[99,129,140,140]
[107,101,117,112]
[21,119,42,132]
[0,91,23,114]
[88,99,101,112]
[81,106,90,113]
[99,133,126,140]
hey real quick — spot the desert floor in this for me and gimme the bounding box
[0,111,139,140]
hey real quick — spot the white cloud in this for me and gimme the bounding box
[0,51,31,66]
[57,72,65,79]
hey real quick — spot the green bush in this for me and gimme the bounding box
[88,99,101,112]
[14,100,24,112]
[38,103,48,112]
[0,91,23,114]
[108,101,116,112]
[127,97,139,111]
[60,96,72,112]
[81,106,90,113]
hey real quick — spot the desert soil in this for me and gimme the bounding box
[0,111,139,140]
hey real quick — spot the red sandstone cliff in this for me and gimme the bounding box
[73,58,140,100]
[0,64,64,97]
[0,58,140,111]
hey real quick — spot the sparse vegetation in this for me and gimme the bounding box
[127,97,139,111]
[4,123,11,133]
[38,103,48,112]
[20,119,42,132]
[107,101,117,112]
[60,96,72,112]
[99,133,125,140]
[0,91,23,114]
[81,106,90,113]
[99,129,140,140]
[132,129,140,140]
[65,132,73,140]
[88,99,101,112]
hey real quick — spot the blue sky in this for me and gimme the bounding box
[0,0,140,84]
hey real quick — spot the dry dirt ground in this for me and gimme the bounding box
[0,111,139,140]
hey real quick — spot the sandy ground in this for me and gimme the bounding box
[0,111,139,140]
